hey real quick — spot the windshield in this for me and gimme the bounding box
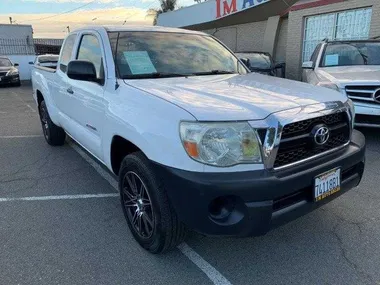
[321,42,380,67]
[109,32,247,79]
[239,53,272,69]
[38,56,58,63]
[0,58,12,67]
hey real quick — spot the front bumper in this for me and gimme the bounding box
[0,75,20,85]
[354,101,380,127]
[154,130,365,237]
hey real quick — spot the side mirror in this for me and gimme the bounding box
[14,63,19,67]
[29,61,34,65]
[302,61,314,69]
[240,58,250,68]
[67,60,98,83]
[275,62,285,69]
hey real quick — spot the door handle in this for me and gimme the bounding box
[67,87,74,94]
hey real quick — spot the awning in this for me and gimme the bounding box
[157,0,299,30]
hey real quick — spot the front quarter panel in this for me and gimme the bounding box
[102,83,206,172]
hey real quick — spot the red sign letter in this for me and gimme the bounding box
[216,0,222,18]
[223,0,237,16]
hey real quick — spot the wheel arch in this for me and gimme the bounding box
[36,89,44,108]
[110,135,143,175]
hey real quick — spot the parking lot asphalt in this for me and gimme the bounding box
[0,84,379,285]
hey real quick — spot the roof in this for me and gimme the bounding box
[72,25,206,35]
[325,39,380,44]
[157,0,299,30]
[0,23,32,28]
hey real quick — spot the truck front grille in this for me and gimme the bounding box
[0,72,7,77]
[345,85,380,104]
[274,112,350,168]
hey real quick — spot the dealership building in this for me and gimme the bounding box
[158,0,380,80]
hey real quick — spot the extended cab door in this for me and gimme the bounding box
[63,32,107,160]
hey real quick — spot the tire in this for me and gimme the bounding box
[14,80,21,87]
[39,100,66,146]
[119,152,187,254]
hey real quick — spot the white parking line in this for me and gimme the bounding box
[0,135,43,139]
[178,243,232,285]
[0,193,119,202]
[69,140,233,285]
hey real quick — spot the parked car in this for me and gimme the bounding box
[236,51,285,77]
[31,26,365,254]
[30,55,59,69]
[0,56,20,87]
[302,39,380,127]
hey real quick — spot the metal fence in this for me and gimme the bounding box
[0,38,35,55]
[34,38,63,55]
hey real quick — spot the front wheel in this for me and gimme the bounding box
[119,152,187,254]
[39,100,66,146]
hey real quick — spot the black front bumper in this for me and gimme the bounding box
[0,75,20,85]
[154,130,366,237]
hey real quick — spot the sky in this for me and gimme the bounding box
[0,0,195,38]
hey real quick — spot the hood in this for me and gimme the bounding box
[0,66,13,73]
[125,73,347,121]
[318,66,380,85]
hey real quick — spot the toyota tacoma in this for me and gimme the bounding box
[31,26,365,254]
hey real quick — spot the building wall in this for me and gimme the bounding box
[0,24,33,40]
[204,20,268,52]
[286,0,380,80]
[274,17,288,63]
[0,24,35,80]
[7,55,36,80]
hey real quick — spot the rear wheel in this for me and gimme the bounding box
[39,100,66,146]
[119,152,187,254]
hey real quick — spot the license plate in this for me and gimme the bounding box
[314,168,341,202]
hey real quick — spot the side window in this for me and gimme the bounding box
[310,44,322,64]
[77,34,104,82]
[60,34,77,73]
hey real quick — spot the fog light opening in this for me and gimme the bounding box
[209,196,236,221]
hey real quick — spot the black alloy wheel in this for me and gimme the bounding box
[122,171,155,239]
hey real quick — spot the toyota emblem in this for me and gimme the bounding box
[313,126,330,145]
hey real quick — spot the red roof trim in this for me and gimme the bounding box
[281,0,345,16]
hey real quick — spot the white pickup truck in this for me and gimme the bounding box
[32,26,365,254]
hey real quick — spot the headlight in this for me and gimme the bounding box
[180,122,262,167]
[6,69,19,76]
[317,82,340,92]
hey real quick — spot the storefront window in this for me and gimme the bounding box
[303,8,372,62]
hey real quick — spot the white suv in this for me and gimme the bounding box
[302,39,380,127]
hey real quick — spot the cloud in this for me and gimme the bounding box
[0,7,153,38]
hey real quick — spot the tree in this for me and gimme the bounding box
[147,0,177,26]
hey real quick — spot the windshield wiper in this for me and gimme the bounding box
[123,72,190,79]
[192,70,236,76]
[347,43,368,65]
